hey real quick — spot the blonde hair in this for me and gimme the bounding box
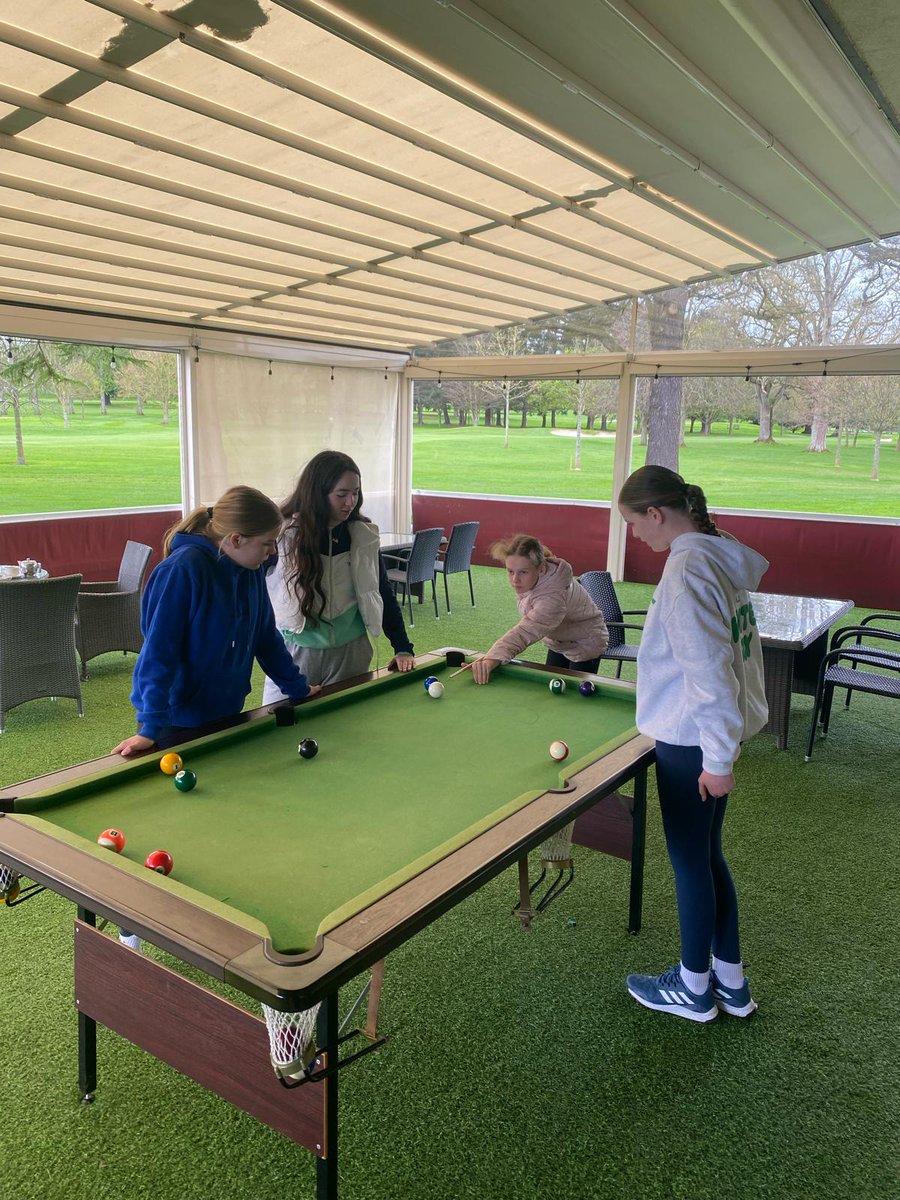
[163,485,282,557]
[618,465,720,536]
[490,534,552,568]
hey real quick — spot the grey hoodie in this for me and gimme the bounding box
[636,532,769,776]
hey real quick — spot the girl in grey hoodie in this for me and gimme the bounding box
[618,465,768,1024]
[470,534,608,684]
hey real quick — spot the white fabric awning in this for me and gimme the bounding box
[0,0,897,353]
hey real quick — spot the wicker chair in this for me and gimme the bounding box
[75,541,153,679]
[383,527,444,625]
[433,521,479,614]
[0,574,84,733]
[804,624,900,761]
[578,570,647,677]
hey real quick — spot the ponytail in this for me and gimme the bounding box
[163,486,282,556]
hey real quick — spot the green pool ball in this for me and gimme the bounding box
[173,768,197,792]
[549,678,566,695]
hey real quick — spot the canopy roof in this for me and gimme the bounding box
[0,0,898,354]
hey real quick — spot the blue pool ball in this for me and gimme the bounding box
[423,676,439,691]
[298,738,319,759]
[578,681,597,697]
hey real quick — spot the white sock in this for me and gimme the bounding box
[679,963,710,995]
[118,931,142,952]
[712,957,745,988]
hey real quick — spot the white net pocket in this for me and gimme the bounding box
[260,1002,321,1081]
[0,862,21,900]
[538,820,575,866]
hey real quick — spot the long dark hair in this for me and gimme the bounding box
[618,465,719,536]
[280,451,364,624]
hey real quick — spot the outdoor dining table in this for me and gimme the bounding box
[751,591,854,750]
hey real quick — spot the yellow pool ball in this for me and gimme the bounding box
[160,752,183,776]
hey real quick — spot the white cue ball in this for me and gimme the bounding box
[549,740,570,761]
[427,680,445,698]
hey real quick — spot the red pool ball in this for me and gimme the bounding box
[144,850,174,875]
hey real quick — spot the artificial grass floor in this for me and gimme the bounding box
[1,567,898,1200]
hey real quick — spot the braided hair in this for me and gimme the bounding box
[618,465,719,536]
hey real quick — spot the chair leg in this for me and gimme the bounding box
[820,683,836,736]
[805,685,824,761]
[405,583,414,628]
[615,661,623,679]
[467,569,475,607]
[443,572,451,615]
[431,578,439,619]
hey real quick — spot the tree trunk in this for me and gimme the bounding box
[136,393,144,416]
[805,380,829,452]
[645,288,688,469]
[550,409,556,428]
[541,411,547,427]
[756,380,775,443]
[13,394,26,464]
[834,418,843,468]
[872,433,881,480]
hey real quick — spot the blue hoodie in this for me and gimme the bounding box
[131,533,309,741]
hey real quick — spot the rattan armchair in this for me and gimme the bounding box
[804,624,900,761]
[75,540,153,679]
[0,574,84,733]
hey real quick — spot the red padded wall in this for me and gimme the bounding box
[412,494,610,574]
[0,511,175,582]
[412,494,898,610]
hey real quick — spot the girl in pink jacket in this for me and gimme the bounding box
[471,534,609,684]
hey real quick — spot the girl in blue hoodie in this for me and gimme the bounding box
[113,486,318,759]
[618,465,768,1024]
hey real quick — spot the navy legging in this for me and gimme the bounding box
[654,741,741,973]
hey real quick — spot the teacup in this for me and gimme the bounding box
[18,559,38,577]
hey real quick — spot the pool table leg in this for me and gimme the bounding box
[76,907,97,1102]
[628,771,647,935]
[317,994,339,1200]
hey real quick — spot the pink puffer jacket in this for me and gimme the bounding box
[486,558,608,664]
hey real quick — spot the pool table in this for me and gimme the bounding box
[0,650,653,1200]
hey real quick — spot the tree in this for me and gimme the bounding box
[855,376,900,480]
[0,340,76,465]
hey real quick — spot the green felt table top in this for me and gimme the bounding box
[13,659,638,953]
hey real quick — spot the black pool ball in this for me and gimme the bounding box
[579,681,597,697]
[298,738,319,760]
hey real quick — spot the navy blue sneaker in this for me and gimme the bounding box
[711,969,757,1017]
[626,965,717,1023]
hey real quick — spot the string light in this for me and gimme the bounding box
[330,366,335,382]
[745,366,751,382]
[6,339,12,363]
[110,347,116,369]
[384,366,388,380]
[437,371,442,388]
[654,365,660,380]
[822,360,829,377]
[267,360,272,376]
[193,344,200,364]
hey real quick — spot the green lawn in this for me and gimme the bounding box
[412,421,900,516]
[0,404,181,513]
[2,402,897,517]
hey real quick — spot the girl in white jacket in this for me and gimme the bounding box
[263,451,414,699]
[618,465,768,1023]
